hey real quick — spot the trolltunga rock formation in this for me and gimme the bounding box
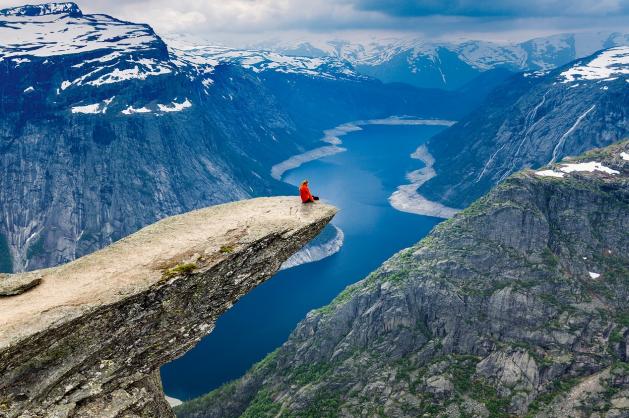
[0,197,336,417]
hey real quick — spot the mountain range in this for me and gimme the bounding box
[251,32,629,89]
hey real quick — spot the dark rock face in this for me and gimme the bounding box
[0,197,337,417]
[178,142,629,417]
[420,47,629,209]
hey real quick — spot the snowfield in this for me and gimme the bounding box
[535,161,620,178]
[158,99,192,112]
[0,1,364,105]
[248,32,629,75]
[168,43,363,81]
[560,46,629,83]
[0,8,160,60]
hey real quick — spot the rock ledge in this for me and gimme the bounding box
[0,197,336,417]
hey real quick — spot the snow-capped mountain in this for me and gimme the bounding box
[170,43,364,83]
[252,32,629,89]
[0,2,365,117]
[418,46,629,208]
[0,2,468,272]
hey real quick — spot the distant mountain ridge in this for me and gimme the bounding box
[251,32,629,89]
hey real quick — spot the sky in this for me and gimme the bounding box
[1,0,628,45]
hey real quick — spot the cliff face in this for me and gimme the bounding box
[420,47,629,209]
[0,197,337,417]
[178,142,629,418]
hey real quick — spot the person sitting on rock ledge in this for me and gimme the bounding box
[299,180,319,203]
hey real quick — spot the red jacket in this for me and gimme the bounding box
[299,184,315,203]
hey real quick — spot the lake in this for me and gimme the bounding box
[161,123,448,400]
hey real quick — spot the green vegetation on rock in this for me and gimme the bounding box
[162,263,197,280]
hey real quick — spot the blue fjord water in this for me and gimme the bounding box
[161,123,447,400]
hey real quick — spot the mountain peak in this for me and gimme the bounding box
[0,2,82,17]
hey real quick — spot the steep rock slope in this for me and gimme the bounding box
[0,3,465,272]
[177,142,629,417]
[419,46,629,209]
[0,197,337,417]
[254,32,629,89]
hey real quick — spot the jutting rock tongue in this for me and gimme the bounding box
[0,197,337,418]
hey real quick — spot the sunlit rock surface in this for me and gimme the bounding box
[0,197,336,417]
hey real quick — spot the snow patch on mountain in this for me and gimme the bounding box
[560,46,629,82]
[559,161,619,175]
[71,97,114,114]
[168,43,363,81]
[121,106,151,115]
[71,103,102,114]
[157,99,192,112]
[535,161,620,178]
[535,170,565,178]
[0,7,160,60]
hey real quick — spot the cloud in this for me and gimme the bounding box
[353,0,629,17]
[80,0,378,34]
[1,0,627,43]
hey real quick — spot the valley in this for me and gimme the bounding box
[161,122,450,401]
[0,2,628,417]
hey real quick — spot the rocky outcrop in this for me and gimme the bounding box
[177,142,629,417]
[0,197,337,417]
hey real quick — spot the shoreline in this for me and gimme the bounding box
[388,145,460,219]
[270,116,456,181]
[280,224,344,270]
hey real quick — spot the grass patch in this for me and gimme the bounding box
[286,391,342,418]
[240,389,282,418]
[220,245,235,254]
[162,263,197,280]
[526,377,581,417]
[609,328,624,344]
[541,248,559,269]
[290,362,332,386]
